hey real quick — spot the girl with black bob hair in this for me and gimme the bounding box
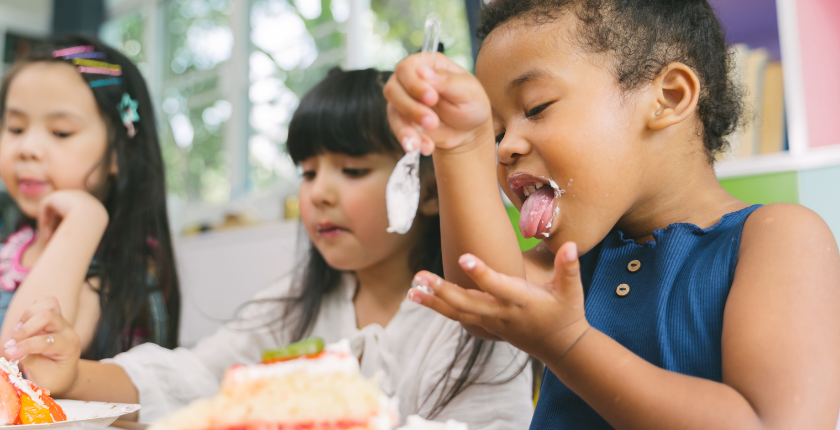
[7,67,532,428]
[0,34,180,359]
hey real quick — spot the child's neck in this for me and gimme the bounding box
[617,159,747,244]
[352,247,416,330]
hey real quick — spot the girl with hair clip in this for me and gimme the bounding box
[0,34,180,360]
[385,0,840,429]
[6,68,533,428]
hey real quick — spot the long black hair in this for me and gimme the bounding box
[284,67,507,417]
[0,35,180,358]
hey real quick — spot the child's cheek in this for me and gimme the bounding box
[342,183,388,238]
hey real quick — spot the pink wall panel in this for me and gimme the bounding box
[798,0,840,148]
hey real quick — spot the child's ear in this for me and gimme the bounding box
[647,62,700,131]
[418,167,439,217]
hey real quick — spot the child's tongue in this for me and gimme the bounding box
[519,187,556,239]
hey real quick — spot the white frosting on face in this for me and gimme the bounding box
[0,358,46,408]
[226,339,359,383]
[386,149,422,235]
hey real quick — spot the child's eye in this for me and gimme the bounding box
[6,127,23,135]
[343,168,370,178]
[525,102,552,119]
[495,132,505,145]
[53,131,73,138]
[302,171,316,180]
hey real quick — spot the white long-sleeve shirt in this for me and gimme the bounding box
[106,274,533,428]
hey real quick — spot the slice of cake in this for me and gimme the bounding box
[150,338,397,430]
[0,358,66,425]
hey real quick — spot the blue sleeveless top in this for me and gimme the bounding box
[530,205,762,429]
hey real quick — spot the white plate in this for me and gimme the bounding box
[0,400,141,430]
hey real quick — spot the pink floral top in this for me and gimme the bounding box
[0,227,36,292]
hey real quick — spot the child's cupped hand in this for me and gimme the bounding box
[37,190,108,243]
[410,242,591,361]
[4,296,81,396]
[384,52,494,156]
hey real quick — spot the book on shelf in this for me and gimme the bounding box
[725,44,787,160]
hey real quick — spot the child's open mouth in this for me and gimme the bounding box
[508,174,562,239]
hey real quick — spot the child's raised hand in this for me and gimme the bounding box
[384,53,494,156]
[4,297,82,396]
[37,190,108,243]
[409,242,591,361]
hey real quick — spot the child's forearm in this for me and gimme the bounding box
[543,329,822,430]
[433,125,525,289]
[62,360,139,406]
[1,207,107,344]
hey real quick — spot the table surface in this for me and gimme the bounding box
[110,420,148,430]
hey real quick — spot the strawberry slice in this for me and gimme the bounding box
[0,374,21,425]
[41,394,66,422]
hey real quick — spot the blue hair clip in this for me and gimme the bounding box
[89,78,122,88]
[118,93,140,138]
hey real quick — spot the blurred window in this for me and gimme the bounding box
[102,0,471,230]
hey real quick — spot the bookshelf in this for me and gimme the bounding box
[708,0,840,240]
[710,0,840,175]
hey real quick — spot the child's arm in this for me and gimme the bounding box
[4,297,139,410]
[1,190,108,350]
[411,204,840,429]
[385,53,528,294]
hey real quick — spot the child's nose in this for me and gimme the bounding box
[17,132,45,160]
[496,131,532,165]
[309,174,338,207]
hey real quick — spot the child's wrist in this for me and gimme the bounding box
[66,203,109,231]
[434,121,496,157]
[535,318,592,364]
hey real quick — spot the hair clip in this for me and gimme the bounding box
[63,52,106,60]
[52,45,94,58]
[72,59,121,71]
[77,66,122,76]
[118,93,140,138]
[89,78,122,88]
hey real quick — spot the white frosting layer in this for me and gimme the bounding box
[398,415,468,430]
[226,339,359,383]
[0,358,46,408]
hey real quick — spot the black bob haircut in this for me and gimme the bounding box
[287,68,401,163]
[283,67,523,418]
[478,0,746,161]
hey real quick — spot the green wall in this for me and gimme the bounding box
[719,171,799,204]
[505,205,541,251]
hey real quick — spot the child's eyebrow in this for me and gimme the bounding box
[507,69,551,94]
[45,111,84,122]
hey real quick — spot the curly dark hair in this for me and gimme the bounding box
[478,0,746,161]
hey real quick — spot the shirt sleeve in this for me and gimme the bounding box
[103,277,296,423]
[415,325,534,430]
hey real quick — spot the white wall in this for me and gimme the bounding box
[174,220,305,347]
[0,0,52,64]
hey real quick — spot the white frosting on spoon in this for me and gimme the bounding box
[386,149,421,234]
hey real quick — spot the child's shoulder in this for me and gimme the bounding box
[741,203,835,250]
[735,203,839,291]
